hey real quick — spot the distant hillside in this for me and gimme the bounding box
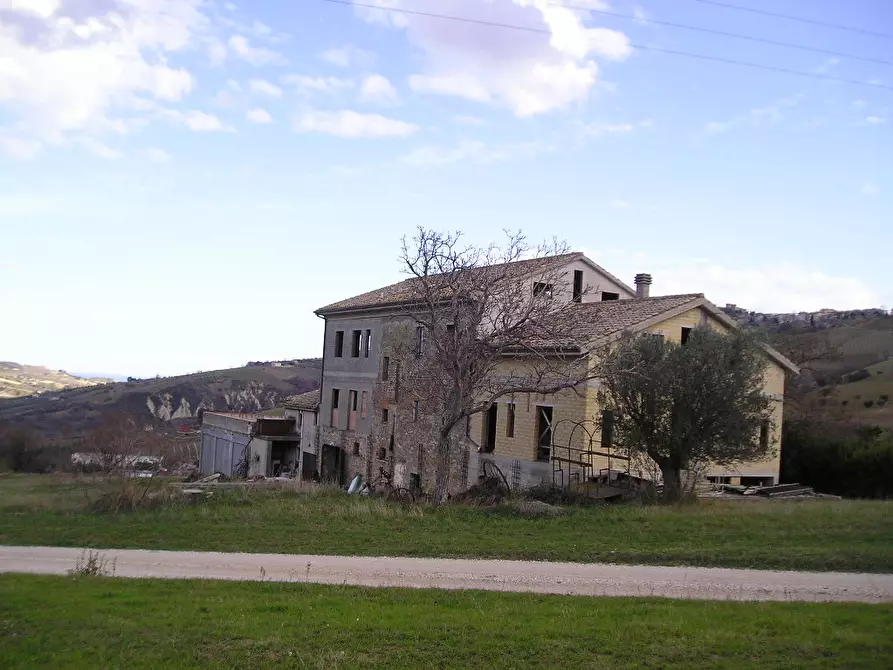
[0,360,321,441]
[765,315,893,429]
[0,362,114,399]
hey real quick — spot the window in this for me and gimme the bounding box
[572,270,583,303]
[681,327,692,345]
[352,442,360,456]
[363,329,372,358]
[330,388,340,427]
[409,472,421,493]
[351,330,361,357]
[536,406,553,462]
[645,332,665,344]
[334,331,344,358]
[533,282,553,298]
[760,420,770,451]
[381,356,390,381]
[413,400,420,422]
[601,291,620,301]
[348,390,357,430]
[506,402,516,438]
[377,447,387,460]
[360,391,368,418]
[415,326,426,358]
[382,407,389,423]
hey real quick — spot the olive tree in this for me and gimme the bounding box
[594,326,774,501]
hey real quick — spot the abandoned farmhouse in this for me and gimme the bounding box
[200,252,797,494]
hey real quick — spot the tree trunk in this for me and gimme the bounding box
[659,461,682,503]
[432,430,452,506]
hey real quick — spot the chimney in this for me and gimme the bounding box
[634,273,652,299]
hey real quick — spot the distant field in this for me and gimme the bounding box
[2,474,892,573]
[808,359,893,429]
[1,575,891,669]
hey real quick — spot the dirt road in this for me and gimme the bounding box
[1,545,891,602]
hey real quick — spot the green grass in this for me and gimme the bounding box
[2,474,892,572]
[1,575,891,669]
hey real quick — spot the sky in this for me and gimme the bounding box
[0,0,891,378]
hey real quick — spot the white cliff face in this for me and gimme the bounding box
[145,383,282,420]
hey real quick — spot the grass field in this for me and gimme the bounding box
[1,574,891,669]
[2,474,892,572]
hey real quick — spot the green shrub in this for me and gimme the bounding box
[781,422,893,498]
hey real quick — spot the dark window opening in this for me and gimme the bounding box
[409,472,421,493]
[351,330,361,357]
[381,356,390,380]
[415,326,425,358]
[377,447,387,460]
[352,442,360,456]
[348,390,357,430]
[363,329,372,357]
[413,400,420,422]
[334,331,344,357]
[760,420,770,451]
[536,406,553,462]
[601,291,620,301]
[330,389,340,427]
[572,270,583,303]
[533,282,553,298]
[483,404,497,453]
[382,407,389,423]
[681,327,692,345]
[506,403,516,438]
[646,332,665,344]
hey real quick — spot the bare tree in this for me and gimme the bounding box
[397,228,598,503]
[593,327,774,502]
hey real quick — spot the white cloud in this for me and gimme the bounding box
[852,99,868,109]
[585,250,881,312]
[208,39,228,66]
[355,0,630,117]
[142,147,172,164]
[79,137,121,159]
[296,110,419,138]
[706,96,800,135]
[249,79,283,98]
[252,20,273,37]
[247,108,272,124]
[0,0,209,155]
[609,199,628,209]
[359,74,399,105]
[400,139,551,166]
[861,182,879,196]
[581,119,653,137]
[320,46,374,68]
[6,0,60,19]
[0,134,42,160]
[864,116,886,125]
[453,115,487,126]
[284,74,354,95]
[228,35,283,66]
[164,110,231,132]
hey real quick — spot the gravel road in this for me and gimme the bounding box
[2,545,891,603]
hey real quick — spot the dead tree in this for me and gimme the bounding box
[397,228,598,503]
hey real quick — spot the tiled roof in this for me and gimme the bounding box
[528,294,704,349]
[281,388,320,411]
[316,252,585,314]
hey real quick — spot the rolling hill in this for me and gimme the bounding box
[0,360,321,441]
[0,363,115,399]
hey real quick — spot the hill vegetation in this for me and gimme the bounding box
[0,360,321,442]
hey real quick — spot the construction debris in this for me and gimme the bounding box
[703,481,835,500]
[194,472,221,484]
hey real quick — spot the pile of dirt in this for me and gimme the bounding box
[509,499,565,519]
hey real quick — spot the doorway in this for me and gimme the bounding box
[536,406,553,462]
[321,444,345,485]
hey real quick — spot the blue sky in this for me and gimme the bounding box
[1,0,890,378]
